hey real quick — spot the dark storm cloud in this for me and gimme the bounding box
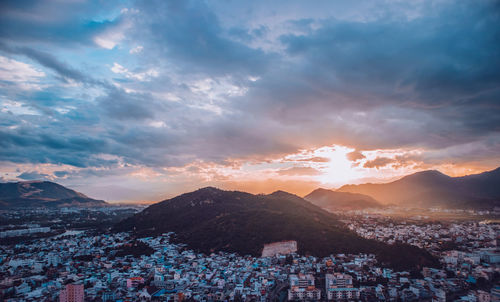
[279,3,500,104]
[232,0,500,152]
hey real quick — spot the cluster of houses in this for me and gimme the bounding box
[0,226,51,238]
[0,210,498,301]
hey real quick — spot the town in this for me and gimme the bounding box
[2,0,499,300]
[0,208,498,301]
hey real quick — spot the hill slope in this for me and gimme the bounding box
[0,181,107,208]
[304,188,383,211]
[337,168,500,208]
[114,187,438,271]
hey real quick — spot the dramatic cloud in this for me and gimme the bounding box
[346,151,365,162]
[0,0,499,201]
[363,157,396,169]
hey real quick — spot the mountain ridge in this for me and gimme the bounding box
[0,180,107,208]
[304,188,383,211]
[114,187,438,271]
[337,167,500,208]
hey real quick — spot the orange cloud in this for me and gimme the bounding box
[346,150,365,161]
[363,157,396,169]
[294,157,331,163]
[277,166,321,176]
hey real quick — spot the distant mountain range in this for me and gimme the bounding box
[337,167,500,209]
[0,181,107,208]
[114,187,438,271]
[304,188,383,211]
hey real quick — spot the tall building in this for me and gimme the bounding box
[325,273,360,301]
[59,284,84,302]
[288,274,321,301]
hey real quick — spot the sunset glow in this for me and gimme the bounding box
[0,0,499,202]
[1,2,500,301]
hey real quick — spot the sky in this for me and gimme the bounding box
[0,0,499,203]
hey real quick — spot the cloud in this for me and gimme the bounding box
[295,157,330,163]
[277,166,321,176]
[0,124,115,168]
[0,43,108,87]
[98,89,156,120]
[0,55,45,90]
[17,171,50,180]
[363,157,396,169]
[110,62,159,81]
[129,0,274,76]
[0,0,499,201]
[0,0,124,46]
[54,171,69,178]
[346,150,365,162]
[235,0,500,150]
[16,47,96,85]
[129,45,143,54]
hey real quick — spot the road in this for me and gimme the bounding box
[269,281,289,302]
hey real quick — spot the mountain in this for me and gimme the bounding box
[114,187,438,271]
[337,167,500,209]
[0,181,107,208]
[304,188,383,211]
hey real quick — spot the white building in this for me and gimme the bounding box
[288,274,321,301]
[326,273,360,301]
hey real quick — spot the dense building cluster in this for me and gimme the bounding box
[0,208,498,301]
[346,214,498,251]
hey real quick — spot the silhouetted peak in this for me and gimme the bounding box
[336,167,500,209]
[307,188,333,195]
[268,190,299,199]
[195,186,223,193]
[0,180,106,208]
[400,170,450,182]
[414,169,447,176]
[479,166,500,177]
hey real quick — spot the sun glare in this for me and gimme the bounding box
[313,146,363,186]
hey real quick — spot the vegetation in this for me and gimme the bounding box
[114,187,439,271]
